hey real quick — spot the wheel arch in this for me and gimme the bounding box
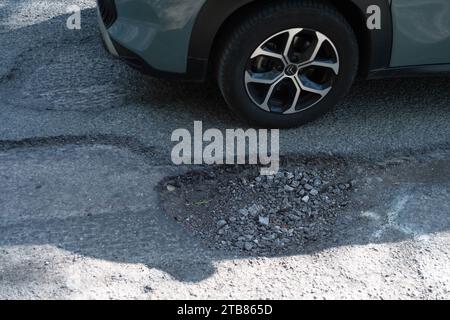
[188,0,392,78]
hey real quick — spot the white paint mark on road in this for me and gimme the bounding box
[372,195,417,239]
[361,211,381,221]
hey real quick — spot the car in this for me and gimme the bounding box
[97,0,450,128]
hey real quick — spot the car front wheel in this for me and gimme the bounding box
[217,0,359,128]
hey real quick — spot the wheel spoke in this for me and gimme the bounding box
[308,31,327,62]
[251,47,286,64]
[260,76,286,111]
[245,70,283,85]
[302,59,339,74]
[283,78,302,114]
[283,28,303,64]
[298,75,331,97]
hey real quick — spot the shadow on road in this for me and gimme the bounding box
[0,141,449,283]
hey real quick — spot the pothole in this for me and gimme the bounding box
[159,158,356,256]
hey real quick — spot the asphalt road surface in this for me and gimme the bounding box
[0,0,449,299]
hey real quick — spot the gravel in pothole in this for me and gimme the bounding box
[160,159,355,256]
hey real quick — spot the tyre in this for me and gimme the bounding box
[217,0,359,128]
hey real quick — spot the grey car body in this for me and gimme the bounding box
[391,0,450,66]
[99,0,450,78]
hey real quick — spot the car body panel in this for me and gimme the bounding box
[391,0,450,67]
[108,0,205,73]
[100,0,450,80]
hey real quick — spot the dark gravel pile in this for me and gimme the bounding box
[160,160,355,256]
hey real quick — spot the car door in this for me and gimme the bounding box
[390,0,450,67]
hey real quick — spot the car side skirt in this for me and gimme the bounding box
[368,64,450,79]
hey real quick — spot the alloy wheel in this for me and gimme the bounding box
[244,28,340,114]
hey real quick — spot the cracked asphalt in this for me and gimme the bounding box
[0,0,449,299]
